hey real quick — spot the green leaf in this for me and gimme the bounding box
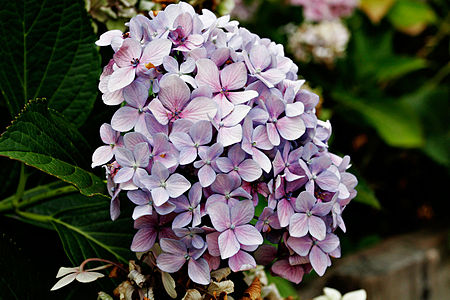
[375,56,427,82]
[266,273,298,299]
[0,99,107,197]
[387,0,437,35]
[18,192,134,265]
[0,0,100,127]
[354,177,381,209]
[332,91,424,148]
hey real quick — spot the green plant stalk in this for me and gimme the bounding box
[12,163,27,207]
[0,183,78,213]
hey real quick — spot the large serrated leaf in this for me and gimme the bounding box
[0,0,100,127]
[0,99,106,196]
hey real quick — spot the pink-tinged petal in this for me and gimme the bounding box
[289,213,308,238]
[308,216,326,241]
[102,88,123,106]
[50,273,77,291]
[220,62,247,90]
[271,259,305,284]
[252,148,272,173]
[145,114,169,137]
[113,39,141,67]
[111,106,139,132]
[248,107,269,124]
[131,227,157,252]
[180,57,195,73]
[163,56,179,73]
[108,66,135,92]
[289,254,310,266]
[277,198,294,227]
[114,167,134,183]
[234,224,263,246]
[190,120,212,145]
[179,147,197,165]
[272,150,285,177]
[172,195,190,212]
[133,142,150,167]
[266,123,280,146]
[228,250,256,272]
[140,38,172,67]
[206,231,221,256]
[148,99,170,125]
[185,34,204,47]
[286,102,305,117]
[213,94,234,118]
[227,91,258,105]
[253,125,273,150]
[210,47,230,66]
[159,75,191,111]
[249,45,270,70]
[218,125,242,147]
[295,191,316,212]
[287,236,313,256]
[198,165,216,188]
[188,258,211,285]
[207,202,231,232]
[182,97,218,122]
[311,201,333,216]
[169,132,194,150]
[316,170,340,192]
[172,119,193,134]
[259,68,285,85]
[238,159,262,182]
[132,204,153,220]
[309,246,328,276]
[216,157,234,173]
[155,201,176,216]
[91,146,113,168]
[277,116,305,141]
[76,271,104,283]
[151,187,170,206]
[151,162,169,181]
[172,211,192,228]
[228,144,246,165]
[123,80,148,108]
[166,173,191,198]
[317,233,340,253]
[230,200,254,225]
[123,132,148,150]
[218,229,240,259]
[100,123,118,144]
[160,238,187,254]
[222,105,251,127]
[156,253,186,272]
[211,173,240,194]
[195,59,221,92]
[95,29,122,46]
[229,187,252,199]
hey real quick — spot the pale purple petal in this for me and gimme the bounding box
[317,233,340,253]
[172,211,192,228]
[316,170,340,192]
[271,259,304,284]
[218,229,240,259]
[163,56,179,73]
[252,148,272,173]
[100,123,118,144]
[111,106,140,132]
[159,75,191,111]
[108,66,135,92]
[230,200,254,225]
[132,204,153,220]
[151,187,170,206]
[133,142,150,167]
[218,125,242,147]
[188,258,211,285]
[277,198,294,227]
[114,167,134,183]
[227,90,258,105]
[140,38,172,67]
[308,216,326,241]
[309,246,328,276]
[287,236,312,256]
[91,146,113,168]
[216,157,234,173]
[166,173,191,198]
[266,123,280,146]
[238,159,262,182]
[277,116,305,141]
[228,250,256,272]
[289,213,309,238]
[234,224,263,246]
[160,238,187,254]
[190,120,212,145]
[198,165,216,187]
[207,202,231,232]
[157,253,186,272]
[182,96,217,122]
[220,62,247,90]
[249,45,270,70]
[149,99,170,125]
[131,227,157,252]
[195,58,221,93]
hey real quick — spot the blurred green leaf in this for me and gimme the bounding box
[333,91,424,148]
[0,0,100,127]
[387,0,437,35]
[375,56,427,82]
[266,272,298,299]
[354,177,381,209]
[0,99,107,197]
[360,0,395,23]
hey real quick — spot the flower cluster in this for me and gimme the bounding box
[93,2,357,286]
[290,0,359,21]
[286,20,350,64]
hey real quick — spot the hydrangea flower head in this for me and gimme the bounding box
[94,2,358,286]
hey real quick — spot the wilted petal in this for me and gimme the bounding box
[75,271,104,283]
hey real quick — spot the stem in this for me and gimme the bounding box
[15,210,51,223]
[79,258,128,273]
[12,163,27,207]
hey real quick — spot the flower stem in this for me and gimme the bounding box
[79,258,128,273]
[12,163,27,207]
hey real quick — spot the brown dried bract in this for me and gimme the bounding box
[240,277,262,300]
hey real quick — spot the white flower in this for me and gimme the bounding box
[313,287,367,300]
[50,266,106,291]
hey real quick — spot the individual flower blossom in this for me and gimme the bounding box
[139,162,191,206]
[216,144,262,182]
[206,174,251,209]
[290,0,358,21]
[313,287,367,300]
[127,189,176,220]
[149,75,217,125]
[241,117,274,173]
[174,227,205,249]
[289,191,332,240]
[272,142,304,181]
[211,105,251,147]
[207,200,263,259]
[168,13,204,52]
[162,56,197,87]
[298,155,340,194]
[51,266,106,291]
[108,38,172,91]
[171,182,203,228]
[195,58,258,117]
[92,124,123,168]
[113,142,150,185]
[169,120,212,165]
[156,238,210,285]
[243,45,286,88]
[255,207,281,232]
[193,143,224,187]
[131,213,176,252]
[287,233,340,276]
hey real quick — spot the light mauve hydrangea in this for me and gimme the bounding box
[93,2,358,286]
